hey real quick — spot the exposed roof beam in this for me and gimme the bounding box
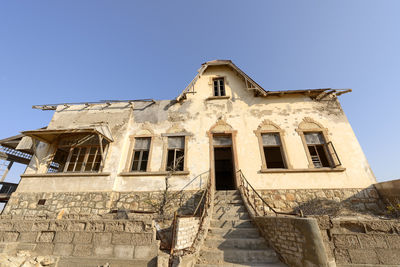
[32,99,155,111]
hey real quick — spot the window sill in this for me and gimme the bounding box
[206,96,230,101]
[119,171,190,176]
[21,172,111,178]
[260,167,346,173]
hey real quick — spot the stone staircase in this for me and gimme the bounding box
[196,190,286,267]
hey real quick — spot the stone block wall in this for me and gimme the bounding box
[174,217,200,250]
[374,179,400,215]
[317,216,400,265]
[3,190,203,218]
[254,216,329,267]
[256,187,383,215]
[0,216,158,261]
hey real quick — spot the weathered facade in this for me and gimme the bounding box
[2,60,399,267]
[1,60,377,217]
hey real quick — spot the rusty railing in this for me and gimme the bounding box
[170,169,212,254]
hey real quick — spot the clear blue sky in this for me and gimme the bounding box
[0,1,399,182]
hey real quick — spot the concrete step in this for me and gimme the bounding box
[208,228,260,239]
[215,193,242,200]
[195,263,287,267]
[210,219,254,229]
[215,190,240,197]
[214,199,244,205]
[213,205,247,214]
[204,237,270,250]
[198,248,278,265]
[57,257,157,267]
[212,212,250,220]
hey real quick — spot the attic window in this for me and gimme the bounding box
[213,78,225,97]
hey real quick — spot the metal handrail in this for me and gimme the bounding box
[169,170,210,209]
[237,169,302,217]
[170,170,211,254]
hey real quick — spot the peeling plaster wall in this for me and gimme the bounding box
[17,65,375,194]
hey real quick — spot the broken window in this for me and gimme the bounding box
[213,78,226,97]
[131,137,151,172]
[166,137,185,171]
[262,133,286,169]
[47,134,107,173]
[304,132,332,168]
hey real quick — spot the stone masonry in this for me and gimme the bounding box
[3,190,203,217]
[254,216,329,267]
[257,187,383,215]
[0,216,158,263]
[317,216,400,265]
[174,217,199,250]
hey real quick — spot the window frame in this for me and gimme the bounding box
[254,126,291,171]
[48,134,109,173]
[161,134,189,173]
[125,135,154,173]
[296,122,341,169]
[213,77,226,97]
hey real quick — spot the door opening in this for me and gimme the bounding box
[213,135,235,190]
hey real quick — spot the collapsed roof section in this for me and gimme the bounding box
[176,59,351,101]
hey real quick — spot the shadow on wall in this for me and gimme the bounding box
[257,186,396,218]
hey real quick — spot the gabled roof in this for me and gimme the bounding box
[176,60,268,101]
[176,60,352,101]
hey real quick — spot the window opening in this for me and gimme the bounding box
[262,133,286,168]
[166,137,185,171]
[213,78,225,97]
[131,137,151,172]
[304,132,330,168]
[48,134,106,173]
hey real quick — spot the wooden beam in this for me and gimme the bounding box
[1,161,13,182]
[0,152,30,165]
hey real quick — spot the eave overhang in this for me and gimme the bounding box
[176,60,352,101]
[21,125,114,144]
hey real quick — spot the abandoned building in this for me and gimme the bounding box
[0,60,399,266]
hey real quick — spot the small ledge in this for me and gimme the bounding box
[206,96,230,101]
[119,171,190,177]
[21,172,111,178]
[260,167,346,173]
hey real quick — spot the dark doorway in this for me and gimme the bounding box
[214,147,235,190]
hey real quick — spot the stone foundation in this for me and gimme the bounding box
[0,216,158,263]
[316,216,400,265]
[3,190,203,218]
[256,187,384,215]
[374,179,400,216]
[254,216,329,267]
